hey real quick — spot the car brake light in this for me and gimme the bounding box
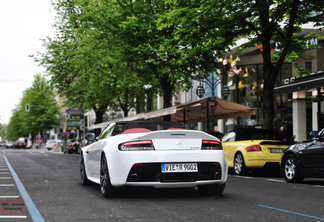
[119,140,155,151]
[245,145,262,152]
[201,140,222,150]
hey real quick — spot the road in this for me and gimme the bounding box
[1,147,324,222]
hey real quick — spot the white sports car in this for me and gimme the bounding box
[80,121,228,197]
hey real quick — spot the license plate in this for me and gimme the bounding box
[161,163,198,173]
[270,148,282,153]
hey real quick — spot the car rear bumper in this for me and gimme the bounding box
[106,150,228,187]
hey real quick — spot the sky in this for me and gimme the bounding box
[0,0,55,125]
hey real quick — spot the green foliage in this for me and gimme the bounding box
[32,0,323,128]
[6,74,60,140]
[158,0,324,129]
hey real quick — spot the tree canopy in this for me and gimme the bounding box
[158,0,324,129]
[6,74,60,141]
[33,0,323,129]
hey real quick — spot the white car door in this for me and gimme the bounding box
[87,123,116,179]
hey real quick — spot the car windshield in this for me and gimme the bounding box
[236,129,282,141]
[124,121,183,131]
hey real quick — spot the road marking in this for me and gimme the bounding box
[267,179,285,182]
[0,216,27,218]
[314,185,324,188]
[0,184,14,186]
[0,169,8,171]
[4,156,45,222]
[258,204,324,220]
[0,196,19,198]
[0,172,9,174]
[0,177,12,179]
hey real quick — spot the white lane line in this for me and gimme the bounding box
[267,179,285,183]
[0,216,27,218]
[0,169,8,171]
[0,184,14,186]
[4,156,45,221]
[0,196,19,198]
[314,185,324,188]
[0,172,9,174]
[0,177,12,179]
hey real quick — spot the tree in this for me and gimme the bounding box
[6,74,60,141]
[158,0,324,129]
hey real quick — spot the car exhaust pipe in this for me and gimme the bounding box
[214,172,220,180]
[130,173,139,182]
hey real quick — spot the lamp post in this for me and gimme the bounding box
[195,74,230,131]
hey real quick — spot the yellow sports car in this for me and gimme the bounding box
[222,128,290,175]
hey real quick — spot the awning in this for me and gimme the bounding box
[149,97,255,124]
[87,113,145,130]
[88,97,255,129]
[274,72,324,95]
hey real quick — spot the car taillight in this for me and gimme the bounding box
[201,140,222,150]
[245,145,262,152]
[118,140,155,151]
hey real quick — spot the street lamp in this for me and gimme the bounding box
[195,74,230,131]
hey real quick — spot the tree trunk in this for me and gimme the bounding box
[160,77,173,121]
[94,105,108,124]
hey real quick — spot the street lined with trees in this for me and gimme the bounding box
[6,0,324,135]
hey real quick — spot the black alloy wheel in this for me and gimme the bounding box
[282,154,304,183]
[234,153,248,176]
[100,155,116,198]
[80,154,90,185]
[198,182,226,195]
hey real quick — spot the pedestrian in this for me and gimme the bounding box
[279,126,287,142]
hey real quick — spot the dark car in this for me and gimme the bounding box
[280,129,324,182]
[14,139,26,149]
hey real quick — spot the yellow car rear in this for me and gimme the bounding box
[222,129,290,175]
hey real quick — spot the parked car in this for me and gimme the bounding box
[5,141,14,148]
[280,129,324,182]
[80,121,227,198]
[14,139,27,149]
[222,128,292,175]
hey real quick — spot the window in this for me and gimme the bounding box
[99,123,116,140]
[223,132,236,142]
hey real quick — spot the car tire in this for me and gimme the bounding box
[234,153,248,176]
[198,182,226,195]
[80,154,91,185]
[282,154,304,183]
[100,155,116,198]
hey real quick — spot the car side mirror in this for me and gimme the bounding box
[85,133,96,142]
